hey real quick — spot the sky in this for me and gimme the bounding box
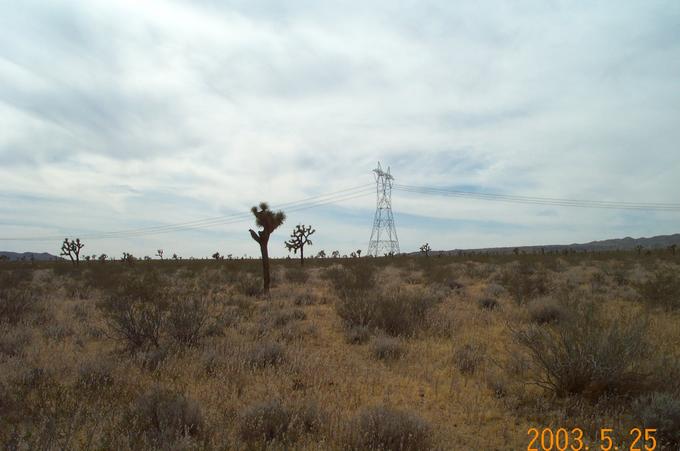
[1,0,679,258]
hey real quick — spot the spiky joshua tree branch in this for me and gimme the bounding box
[60,238,84,266]
[285,224,315,266]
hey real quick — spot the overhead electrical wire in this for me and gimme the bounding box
[394,184,680,212]
[0,184,375,242]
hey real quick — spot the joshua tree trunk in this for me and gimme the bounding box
[260,241,271,293]
[300,246,304,266]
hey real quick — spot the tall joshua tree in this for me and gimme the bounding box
[61,238,84,266]
[249,202,286,294]
[420,243,431,257]
[285,224,315,266]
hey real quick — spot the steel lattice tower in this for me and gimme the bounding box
[367,162,400,256]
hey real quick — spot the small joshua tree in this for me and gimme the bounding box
[331,250,340,259]
[285,224,315,266]
[356,249,362,258]
[668,244,676,256]
[316,250,326,258]
[98,253,107,263]
[249,202,286,294]
[60,238,85,266]
[122,252,135,266]
[212,252,222,260]
[420,243,431,257]
[156,249,164,260]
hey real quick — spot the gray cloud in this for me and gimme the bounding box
[1,0,679,257]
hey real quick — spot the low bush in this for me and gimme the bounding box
[165,295,210,347]
[527,296,566,324]
[371,336,404,361]
[635,267,680,310]
[239,399,292,444]
[512,304,650,399]
[345,405,433,451]
[345,325,371,344]
[477,297,499,311]
[499,262,549,305]
[285,267,309,284]
[633,392,680,448]
[235,272,262,297]
[336,287,443,337]
[77,357,115,390]
[0,289,41,325]
[126,385,204,448]
[453,342,486,376]
[245,341,286,368]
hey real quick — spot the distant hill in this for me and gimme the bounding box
[0,251,61,261]
[424,233,680,255]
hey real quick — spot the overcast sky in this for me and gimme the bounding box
[1,0,679,258]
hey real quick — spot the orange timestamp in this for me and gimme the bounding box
[528,427,658,451]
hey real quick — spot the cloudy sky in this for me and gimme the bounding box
[1,0,679,258]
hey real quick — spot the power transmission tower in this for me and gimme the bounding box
[367,162,400,256]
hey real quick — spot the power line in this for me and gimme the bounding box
[0,185,374,242]
[394,184,680,211]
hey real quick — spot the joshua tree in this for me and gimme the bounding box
[420,243,431,257]
[331,250,340,259]
[636,245,644,256]
[249,202,286,294]
[316,250,326,258]
[156,249,164,260]
[60,238,84,266]
[285,224,315,266]
[669,244,677,256]
[122,252,135,266]
[356,249,362,258]
[98,253,107,263]
[212,252,222,260]
[172,253,179,261]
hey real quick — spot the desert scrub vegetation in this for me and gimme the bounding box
[0,252,678,449]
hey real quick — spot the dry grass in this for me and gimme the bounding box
[0,254,678,449]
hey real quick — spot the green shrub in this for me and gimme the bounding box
[345,405,433,451]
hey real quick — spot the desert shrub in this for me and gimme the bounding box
[43,323,74,341]
[633,392,680,447]
[484,282,505,298]
[165,295,210,347]
[345,405,433,451]
[336,287,443,337]
[98,294,166,352]
[289,399,327,435]
[371,336,404,361]
[285,267,309,284]
[0,289,41,325]
[453,342,486,376]
[477,297,499,311]
[239,399,292,444]
[246,341,286,368]
[235,272,262,297]
[499,262,549,305]
[323,263,375,292]
[0,326,32,357]
[511,304,650,399]
[634,267,680,310]
[77,357,115,390]
[293,291,325,306]
[345,325,371,344]
[527,296,566,324]
[126,385,203,447]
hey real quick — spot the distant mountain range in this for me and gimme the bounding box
[421,233,680,255]
[0,251,61,261]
